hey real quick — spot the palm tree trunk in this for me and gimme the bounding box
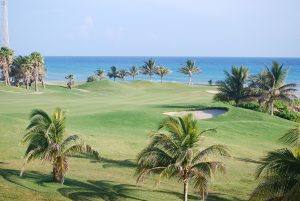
[183,180,189,201]
[52,165,61,183]
[270,101,274,116]
[188,75,192,86]
[161,76,163,83]
[149,74,152,81]
[42,79,45,88]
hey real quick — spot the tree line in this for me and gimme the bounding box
[0,47,46,91]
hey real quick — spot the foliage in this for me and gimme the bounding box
[95,69,106,80]
[107,66,120,82]
[0,47,14,86]
[250,126,300,201]
[208,80,213,86]
[155,66,171,83]
[65,74,75,89]
[142,58,157,80]
[237,102,265,112]
[274,110,300,122]
[179,60,201,85]
[136,114,230,201]
[20,108,100,184]
[214,66,254,105]
[128,66,139,80]
[118,69,128,81]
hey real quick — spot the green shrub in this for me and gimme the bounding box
[87,75,100,82]
[238,102,264,112]
[274,109,300,122]
[274,100,288,111]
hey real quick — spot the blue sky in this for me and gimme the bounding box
[7,0,300,57]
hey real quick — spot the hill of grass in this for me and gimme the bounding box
[0,81,296,201]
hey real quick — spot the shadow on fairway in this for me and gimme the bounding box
[0,168,242,201]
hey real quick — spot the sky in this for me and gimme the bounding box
[5,0,300,57]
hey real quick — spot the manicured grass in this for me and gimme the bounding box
[0,80,296,201]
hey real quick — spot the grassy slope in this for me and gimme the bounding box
[0,80,296,201]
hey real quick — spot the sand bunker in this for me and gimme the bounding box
[206,90,220,94]
[163,109,227,120]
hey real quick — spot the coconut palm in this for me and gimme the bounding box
[107,66,120,82]
[65,74,75,89]
[155,66,171,83]
[0,47,14,86]
[128,66,139,80]
[118,69,128,81]
[214,66,253,105]
[95,69,106,80]
[20,108,100,184]
[250,61,297,115]
[142,58,157,80]
[22,56,33,89]
[249,126,300,201]
[30,52,45,91]
[136,114,230,201]
[179,60,201,85]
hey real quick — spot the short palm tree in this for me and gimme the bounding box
[107,66,119,82]
[250,61,297,115]
[65,74,75,89]
[0,47,14,86]
[11,56,26,87]
[118,69,128,81]
[95,69,106,80]
[214,66,253,105]
[142,58,157,80]
[155,66,171,83]
[179,60,201,85]
[128,66,139,80]
[30,52,45,91]
[136,114,230,201]
[249,125,300,201]
[20,108,100,184]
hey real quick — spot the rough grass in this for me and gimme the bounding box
[0,80,296,201]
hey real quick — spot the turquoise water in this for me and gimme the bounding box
[45,56,300,84]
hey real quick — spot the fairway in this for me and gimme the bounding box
[0,80,296,201]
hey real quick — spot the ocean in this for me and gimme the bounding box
[45,56,300,85]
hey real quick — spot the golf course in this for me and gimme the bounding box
[0,80,296,201]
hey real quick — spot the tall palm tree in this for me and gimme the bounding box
[250,61,297,115]
[95,69,106,80]
[20,108,100,184]
[128,66,139,80]
[0,47,14,86]
[30,52,45,91]
[179,60,201,85]
[249,126,300,201]
[107,66,119,82]
[118,69,128,81]
[214,66,253,105]
[155,66,171,83]
[136,114,230,201]
[65,74,75,89]
[142,58,157,80]
[22,56,33,89]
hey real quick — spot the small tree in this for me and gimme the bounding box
[118,69,128,81]
[0,47,14,86]
[65,74,75,89]
[208,80,213,86]
[30,52,45,92]
[155,66,171,83]
[142,58,156,80]
[179,59,201,85]
[128,66,139,80]
[95,69,106,80]
[136,114,230,201]
[20,108,100,184]
[107,66,120,82]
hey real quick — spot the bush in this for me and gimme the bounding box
[87,75,100,82]
[238,102,264,112]
[274,109,300,122]
[274,100,288,111]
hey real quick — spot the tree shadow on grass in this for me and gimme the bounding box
[0,168,242,201]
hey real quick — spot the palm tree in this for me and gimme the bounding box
[155,66,171,83]
[142,58,157,80]
[118,69,128,81]
[30,52,45,91]
[128,66,139,80]
[208,80,213,86]
[0,47,14,86]
[107,66,119,82]
[249,126,300,201]
[179,60,201,85]
[11,56,26,87]
[65,74,75,89]
[20,108,100,184]
[136,114,230,201]
[95,69,106,80]
[214,66,253,105]
[22,56,33,89]
[250,61,297,115]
